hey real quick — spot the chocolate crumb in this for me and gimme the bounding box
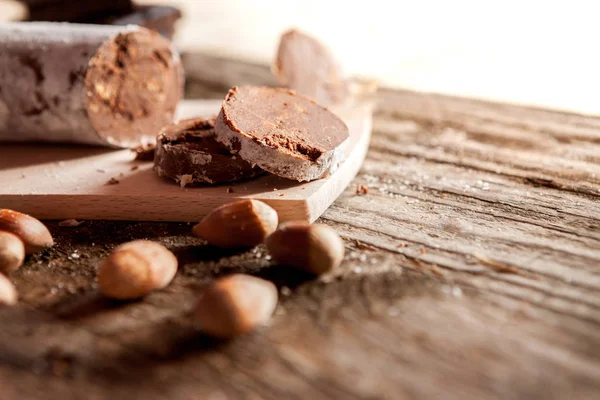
[356,184,369,195]
[130,165,139,171]
[355,240,377,252]
[227,187,234,193]
[216,86,348,181]
[132,144,156,161]
[279,193,285,197]
[473,253,538,279]
[106,178,120,185]
[420,248,426,255]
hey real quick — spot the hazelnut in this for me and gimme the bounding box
[194,274,278,338]
[0,273,17,306]
[0,231,25,274]
[266,222,345,275]
[97,240,178,300]
[193,199,278,248]
[0,209,54,254]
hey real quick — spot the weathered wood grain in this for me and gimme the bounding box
[0,54,599,399]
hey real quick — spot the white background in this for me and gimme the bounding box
[3,0,599,114]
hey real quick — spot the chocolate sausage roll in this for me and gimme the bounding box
[0,22,183,147]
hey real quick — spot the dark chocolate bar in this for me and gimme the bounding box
[155,118,263,186]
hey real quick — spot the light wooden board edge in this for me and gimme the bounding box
[305,108,372,222]
[0,102,373,223]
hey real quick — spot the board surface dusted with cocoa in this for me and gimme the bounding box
[0,55,599,400]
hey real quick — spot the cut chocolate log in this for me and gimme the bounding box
[155,118,263,186]
[274,29,348,107]
[214,86,349,182]
[0,22,183,147]
[102,5,182,41]
[21,0,133,22]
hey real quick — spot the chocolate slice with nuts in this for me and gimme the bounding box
[84,26,183,147]
[154,118,263,186]
[214,86,349,182]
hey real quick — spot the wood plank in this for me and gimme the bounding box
[0,100,372,223]
[0,54,599,399]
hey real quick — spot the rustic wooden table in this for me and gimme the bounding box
[1,55,599,400]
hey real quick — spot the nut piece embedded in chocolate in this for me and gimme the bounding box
[155,118,263,186]
[214,86,349,182]
[132,143,156,161]
[274,29,348,106]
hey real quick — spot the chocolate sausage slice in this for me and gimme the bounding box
[155,118,263,187]
[274,29,348,107]
[214,86,349,182]
[21,0,133,23]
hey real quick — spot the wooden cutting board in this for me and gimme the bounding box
[0,99,373,222]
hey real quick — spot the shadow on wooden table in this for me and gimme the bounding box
[173,244,315,289]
